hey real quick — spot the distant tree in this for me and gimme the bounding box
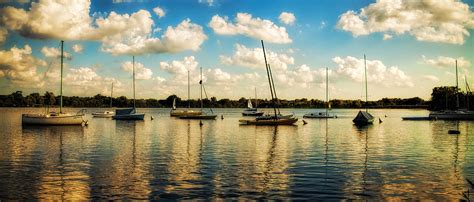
[430,86,458,110]
[44,92,56,106]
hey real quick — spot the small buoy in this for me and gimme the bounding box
[221,115,224,120]
[151,116,154,120]
[303,120,308,125]
[448,130,460,134]
[199,120,203,126]
[384,115,387,117]
[379,118,383,123]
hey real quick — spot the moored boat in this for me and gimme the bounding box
[239,40,298,126]
[402,116,432,121]
[22,40,87,126]
[179,67,217,120]
[22,111,86,125]
[239,116,298,125]
[112,56,145,120]
[427,60,474,120]
[170,71,204,117]
[93,82,115,118]
[352,54,374,126]
[112,108,145,120]
[92,111,115,118]
[304,68,336,119]
[242,88,264,116]
[353,111,374,125]
[429,110,474,120]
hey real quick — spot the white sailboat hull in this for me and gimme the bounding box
[92,111,114,118]
[170,109,202,117]
[242,108,264,116]
[429,110,474,120]
[303,112,335,118]
[22,114,85,125]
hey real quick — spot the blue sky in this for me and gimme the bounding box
[0,0,473,100]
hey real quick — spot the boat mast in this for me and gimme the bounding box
[456,60,459,109]
[255,87,258,109]
[326,67,329,115]
[60,40,64,114]
[261,40,278,118]
[110,82,113,107]
[364,54,368,113]
[200,67,203,111]
[188,70,190,109]
[133,56,136,109]
[268,64,280,114]
[466,76,471,110]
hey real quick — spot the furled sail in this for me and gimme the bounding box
[172,98,176,110]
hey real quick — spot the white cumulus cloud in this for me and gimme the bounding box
[422,75,439,82]
[209,13,292,44]
[100,18,207,55]
[220,43,294,71]
[275,64,328,88]
[121,61,153,80]
[0,27,7,44]
[336,0,474,44]
[72,44,83,53]
[332,56,414,87]
[421,55,471,68]
[0,45,46,87]
[0,0,207,55]
[40,46,72,59]
[153,7,165,18]
[64,67,123,95]
[160,56,199,75]
[279,12,296,25]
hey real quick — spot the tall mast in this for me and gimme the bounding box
[456,60,459,109]
[255,87,258,109]
[466,76,470,110]
[261,40,277,118]
[110,82,114,107]
[364,54,368,112]
[60,40,64,114]
[268,64,280,114]
[200,67,203,111]
[326,67,329,115]
[187,70,190,109]
[133,56,136,109]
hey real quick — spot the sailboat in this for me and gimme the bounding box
[179,67,217,120]
[429,60,474,120]
[352,54,374,126]
[22,41,87,125]
[242,87,264,116]
[170,70,202,117]
[239,40,298,125]
[304,67,336,118]
[112,56,145,120]
[92,82,115,118]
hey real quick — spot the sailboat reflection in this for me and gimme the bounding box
[22,126,89,200]
[104,121,150,200]
[353,126,371,198]
[324,120,329,184]
[158,119,204,199]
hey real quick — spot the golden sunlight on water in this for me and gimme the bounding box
[0,108,473,200]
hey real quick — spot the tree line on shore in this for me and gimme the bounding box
[0,86,471,110]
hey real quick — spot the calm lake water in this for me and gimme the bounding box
[0,108,473,200]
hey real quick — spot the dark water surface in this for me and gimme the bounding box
[0,108,473,200]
